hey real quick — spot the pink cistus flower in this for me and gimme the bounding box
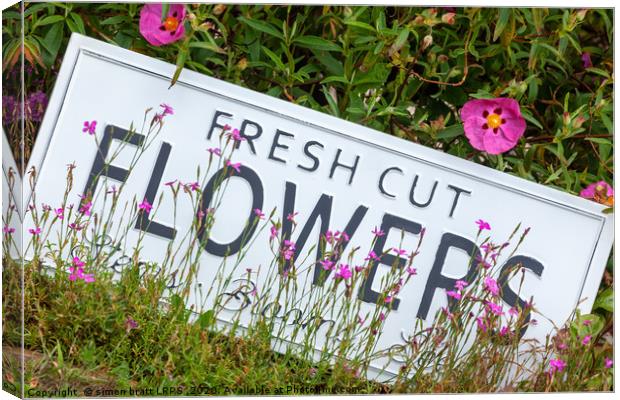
[580,181,614,206]
[549,358,567,375]
[139,4,186,47]
[460,98,526,155]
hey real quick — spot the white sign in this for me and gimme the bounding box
[25,34,613,379]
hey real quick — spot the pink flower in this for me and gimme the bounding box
[392,248,407,257]
[286,212,299,223]
[160,103,174,116]
[446,290,461,300]
[354,265,365,273]
[125,316,139,332]
[83,273,95,283]
[581,52,593,68]
[207,147,222,157]
[508,307,519,317]
[165,180,177,187]
[385,295,393,304]
[320,259,334,271]
[461,98,526,154]
[281,240,296,260]
[582,335,592,345]
[549,358,567,375]
[269,224,278,240]
[605,358,613,369]
[499,326,510,336]
[29,227,41,235]
[455,280,468,291]
[225,160,242,173]
[335,264,352,280]
[476,316,487,332]
[73,257,85,268]
[139,4,186,47]
[406,267,417,276]
[378,312,386,322]
[475,219,491,231]
[228,128,245,142]
[583,319,592,327]
[364,251,380,262]
[486,301,504,316]
[3,226,15,234]
[69,223,84,231]
[484,276,500,296]
[187,181,200,192]
[475,255,491,269]
[82,120,97,135]
[138,198,153,214]
[580,181,614,206]
[371,227,385,237]
[253,208,265,219]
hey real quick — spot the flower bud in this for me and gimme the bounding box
[213,4,226,15]
[441,12,456,25]
[421,34,433,51]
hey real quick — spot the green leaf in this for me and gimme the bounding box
[293,36,341,52]
[36,15,65,27]
[520,108,543,130]
[437,124,464,139]
[170,47,188,88]
[40,22,64,67]
[69,12,86,35]
[493,9,511,42]
[593,288,613,312]
[189,41,226,54]
[344,20,376,32]
[101,15,130,25]
[238,16,284,40]
[196,310,215,330]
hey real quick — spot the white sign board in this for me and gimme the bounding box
[25,34,613,379]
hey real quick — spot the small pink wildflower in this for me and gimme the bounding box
[160,103,174,116]
[446,290,462,300]
[582,335,592,345]
[508,307,519,317]
[82,120,97,135]
[165,180,177,187]
[187,181,200,192]
[475,219,491,231]
[269,224,279,240]
[378,312,386,322]
[125,316,139,333]
[549,358,567,375]
[499,326,510,336]
[69,223,84,231]
[406,267,417,276]
[581,52,593,68]
[484,276,500,296]
[476,316,487,332]
[29,227,41,235]
[286,212,299,223]
[228,128,245,142]
[486,301,504,316]
[385,295,393,304]
[253,208,265,219]
[371,226,385,237]
[138,198,153,214]
[392,248,407,257]
[354,265,365,273]
[3,226,15,234]
[320,259,335,271]
[207,147,222,156]
[335,264,352,280]
[364,251,380,262]
[605,358,613,369]
[582,319,592,327]
[455,280,468,291]
[225,160,242,173]
[79,201,92,216]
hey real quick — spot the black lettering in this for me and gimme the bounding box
[134,142,176,240]
[198,165,264,257]
[498,255,544,339]
[207,110,233,140]
[447,184,472,218]
[417,233,480,319]
[359,213,422,310]
[329,149,359,185]
[268,129,294,164]
[297,141,324,172]
[236,119,263,154]
[409,175,438,208]
[83,125,144,197]
[378,167,403,198]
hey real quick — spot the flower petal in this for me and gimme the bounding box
[482,130,518,155]
[499,116,526,141]
[463,116,488,151]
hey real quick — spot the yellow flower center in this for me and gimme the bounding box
[486,113,502,129]
[596,184,605,192]
[163,16,179,32]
